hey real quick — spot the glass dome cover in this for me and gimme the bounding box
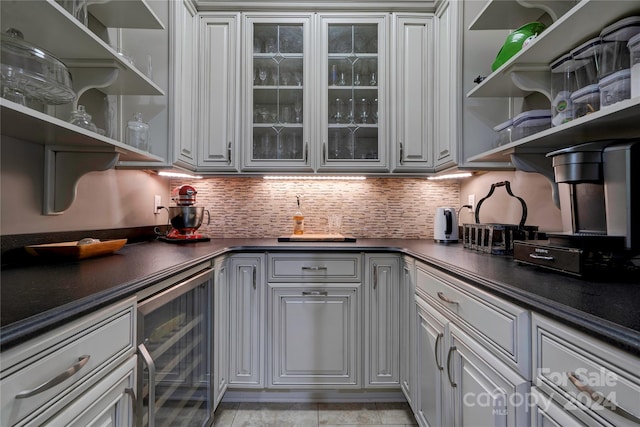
[0,28,76,105]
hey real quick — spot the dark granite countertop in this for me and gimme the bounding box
[1,238,639,355]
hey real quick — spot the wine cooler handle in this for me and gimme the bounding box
[138,343,156,427]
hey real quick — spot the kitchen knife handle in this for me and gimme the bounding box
[438,291,458,305]
[435,333,444,371]
[138,343,156,427]
[447,346,457,387]
[567,372,640,423]
[15,355,91,399]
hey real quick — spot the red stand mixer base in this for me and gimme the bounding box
[159,229,210,243]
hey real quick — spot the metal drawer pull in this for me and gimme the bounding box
[125,387,136,422]
[16,355,91,399]
[567,372,640,423]
[447,346,457,387]
[529,253,555,261]
[435,333,444,371]
[437,292,458,305]
[301,266,327,271]
[302,291,329,296]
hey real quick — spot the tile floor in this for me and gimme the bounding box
[212,402,418,427]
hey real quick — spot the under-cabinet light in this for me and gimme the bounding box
[263,175,367,181]
[427,172,473,180]
[158,171,203,179]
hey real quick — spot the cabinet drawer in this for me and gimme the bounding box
[268,253,361,282]
[415,261,530,378]
[1,298,136,427]
[532,314,640,427]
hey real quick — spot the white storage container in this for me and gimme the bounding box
[599,68,631,107]
[570,84,600,119]
[571,37,602,90]
[629,33,640,98]
[550,53,576,126]
[599,16,640,79]
[511,109,551,141]
[493,118,513,147]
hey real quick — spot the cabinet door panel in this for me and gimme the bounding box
[229,255,265,388]
[198,14,240,171]
[319,14,389,172]
[269,285,361,387]
[365,254,400,387]
[242,14,313,171]
[393,14,434,171]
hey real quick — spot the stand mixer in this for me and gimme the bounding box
[157,185,211,243]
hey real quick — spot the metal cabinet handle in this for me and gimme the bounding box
[301,266,327,271]
[227,141,232,164]
[125,387,136,423]
[438,292,458,305]
[16,355,91,399]
[529,253,554,261]
[323,142,327,164]
[304,142,308,163]
[399,142,404,165]
[373,263,378,289]
[302,291,329,296]
[567,372,640,423]
[447,346,457,387]
[435,333,444,371]
[252,264,257,290]
[138,343,156,427]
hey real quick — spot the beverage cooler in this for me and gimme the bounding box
[136,269,214,427]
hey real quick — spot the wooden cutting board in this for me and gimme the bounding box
[25,239,127,260]
[278,234,356,242]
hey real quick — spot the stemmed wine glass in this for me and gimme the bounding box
[359,98,368,124]
[258,68,268,85]
[294,95,302,123]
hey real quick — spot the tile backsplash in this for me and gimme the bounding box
[170,177,460,239]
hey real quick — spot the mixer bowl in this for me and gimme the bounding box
[166,206,210,234]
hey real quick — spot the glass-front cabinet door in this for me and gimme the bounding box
[243,14,312,171]
[319,15,388,172]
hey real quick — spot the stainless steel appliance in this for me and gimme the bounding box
[137,268,214,427]
[514,140,638,275]
[434,207,459,243]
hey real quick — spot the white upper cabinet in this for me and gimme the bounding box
[391,14,435,171]
[318,14,389,172]
[465,0,640,164]
[242,13,313,172]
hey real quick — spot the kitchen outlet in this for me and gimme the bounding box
[154,195,162,214]
[468,194,475,212]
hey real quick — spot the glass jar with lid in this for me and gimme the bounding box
[126,112,150,151]
[69,105,97,132]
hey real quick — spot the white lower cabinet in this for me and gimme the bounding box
[414,260,530,427]
[532,313,640,427]
[364,254,400,387]
[530,386,585,427]
[268,284,361,387]
[42,355,136,427]
[213,256,230,408]
[415,294,448,427]
[228,253,266,388]
[0,298,136,427]
[400,256,417,409]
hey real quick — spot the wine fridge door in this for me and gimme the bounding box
[137,268,213,427]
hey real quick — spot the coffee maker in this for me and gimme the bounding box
[513,140,638,275]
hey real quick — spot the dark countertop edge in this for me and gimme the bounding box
[1,240,638,355]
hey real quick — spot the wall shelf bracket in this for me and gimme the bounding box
[44,146,121,215]
[510,151,559,209]
[509,65,551,101]
[516,0,576,23]
[66,62,121,108]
